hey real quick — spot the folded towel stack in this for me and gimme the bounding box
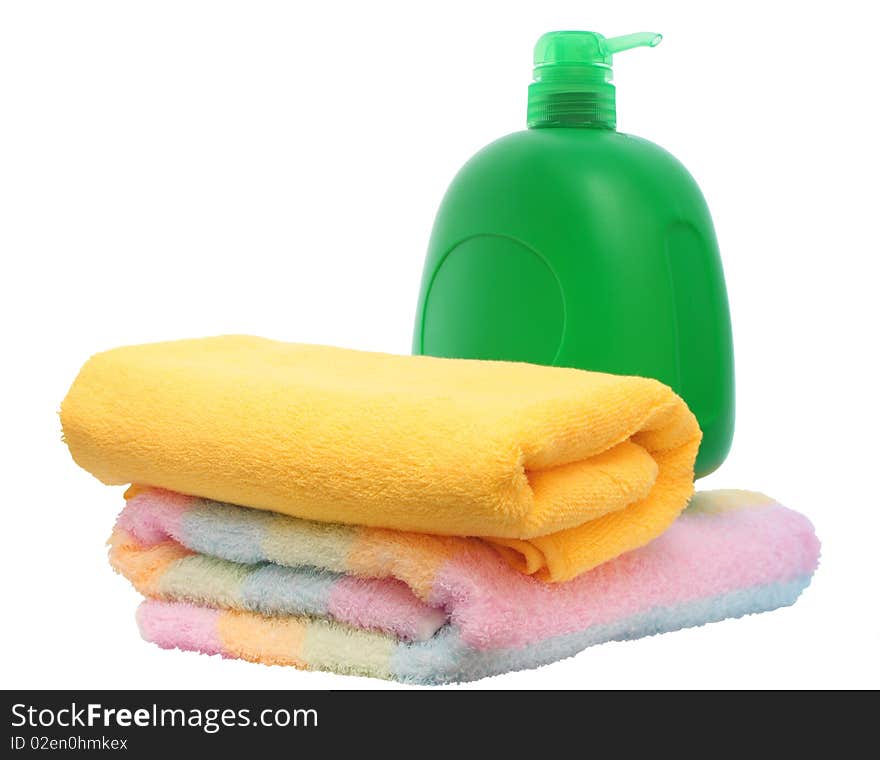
[61,335,819,683]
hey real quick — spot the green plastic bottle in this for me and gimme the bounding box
[413,31,734,477]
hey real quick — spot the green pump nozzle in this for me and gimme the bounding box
[527,30,662,129]
[604,32,663,57]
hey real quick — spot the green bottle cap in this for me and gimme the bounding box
[527,31,661,130]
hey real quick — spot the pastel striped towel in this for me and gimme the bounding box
[111,487,819,684]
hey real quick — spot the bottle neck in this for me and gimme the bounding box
[527,65,617,129]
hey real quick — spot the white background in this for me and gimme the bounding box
[2,1,878,689]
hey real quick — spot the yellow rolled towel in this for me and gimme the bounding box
[60,335,701,581]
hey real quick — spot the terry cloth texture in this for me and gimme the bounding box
[112,488,819,685]
[61,335,702,581]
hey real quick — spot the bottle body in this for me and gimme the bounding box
[413,128,734,476]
